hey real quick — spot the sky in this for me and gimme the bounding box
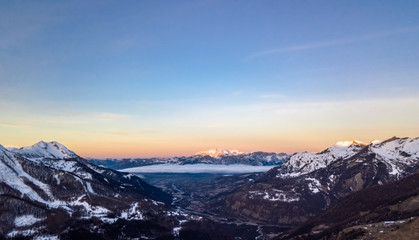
[1,0,419,158]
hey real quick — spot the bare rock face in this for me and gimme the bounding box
[206,137,419,226]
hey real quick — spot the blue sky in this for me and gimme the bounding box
[1,1,419,157]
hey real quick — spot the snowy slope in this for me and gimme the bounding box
[0,145,56,204]
[370,137,419,175]
[371,137,419,160]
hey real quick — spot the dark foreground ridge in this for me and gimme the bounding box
[280,172,419,240]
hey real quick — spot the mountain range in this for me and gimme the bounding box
[88,149,290,170]
[0,137,418,239]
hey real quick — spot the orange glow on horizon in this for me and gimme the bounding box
[53,136,403,159]
[2,132,418,159]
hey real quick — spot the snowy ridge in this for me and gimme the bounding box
[182,150,289,166]
[278,140,366,177]
[278,137,419,178]
[0,148,55,204]
[7,141,94,180]
[7,141,78,160]
[371,137,419,159]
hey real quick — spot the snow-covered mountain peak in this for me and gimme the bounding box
[195,149,244,158]
[334,140,365,147]
[7,141,78,160]
[34,140,48,148]
[326,140,366,157]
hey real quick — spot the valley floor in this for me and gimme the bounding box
[138,172,292,239]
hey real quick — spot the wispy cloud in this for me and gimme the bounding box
[246,26,419,60]
[0,121,31,128]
